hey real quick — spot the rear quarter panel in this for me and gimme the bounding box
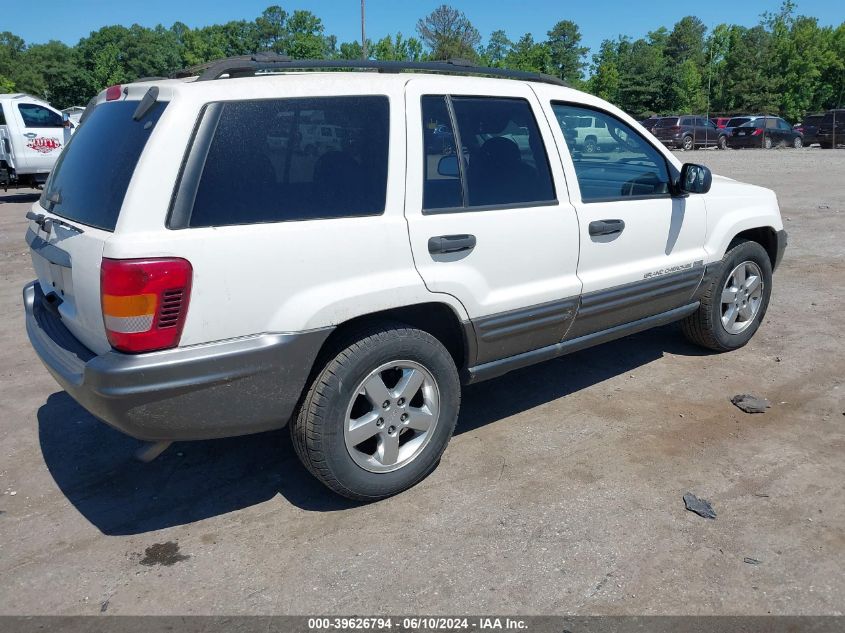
[104,76,468,346]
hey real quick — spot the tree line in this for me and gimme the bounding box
[0,2,842,121]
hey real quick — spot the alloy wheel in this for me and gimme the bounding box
[344,360,441,473]
[721,261,764,335]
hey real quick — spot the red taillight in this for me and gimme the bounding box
[670,125,681,132]
[105,84,123,101]
[101,258,192,353]
[752,128,764,136]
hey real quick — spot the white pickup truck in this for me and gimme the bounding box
[1,93,71,190]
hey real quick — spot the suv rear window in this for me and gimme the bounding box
[180,96,389,228]
[726,117,751,127]
[655,118,679,128]
[41,100,167,231]
[821,110,845,125]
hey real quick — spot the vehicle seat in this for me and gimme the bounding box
[467,136,537,206]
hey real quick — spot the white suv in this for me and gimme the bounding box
[24,57,787,500]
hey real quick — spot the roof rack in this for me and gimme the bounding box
[172,53,569,87]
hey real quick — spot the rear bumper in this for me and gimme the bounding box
[24,281,331,441]
[728,136,765,148]
[657,137,682,148]
[774,229,788,272]
[816,131,840,145]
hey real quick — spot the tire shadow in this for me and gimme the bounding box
[38,324,710,534]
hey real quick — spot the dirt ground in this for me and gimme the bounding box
[0,149,843,616]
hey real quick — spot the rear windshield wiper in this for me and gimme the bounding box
[133,86,160,122]
[26,210,84,235]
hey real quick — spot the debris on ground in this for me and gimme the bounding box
[731,394,771,414]
[744,557,762,565]
[138,542,190,567]
[683,493,717,519]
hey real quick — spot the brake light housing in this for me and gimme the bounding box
[101,258,192,353]
[105,84,122,101]
[752,128,764,136]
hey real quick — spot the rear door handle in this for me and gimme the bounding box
[428,234,476,254]
[589,219,625,237]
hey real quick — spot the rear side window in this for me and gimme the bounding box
[41,100,167,231]
[18,103,64,128]
[182,96,389,228]
[422,95,556,211]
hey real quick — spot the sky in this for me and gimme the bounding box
[3,0,843,57]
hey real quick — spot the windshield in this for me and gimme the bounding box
[40,100,167,231]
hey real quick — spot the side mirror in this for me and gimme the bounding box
[679,163,712,194]
[437,155,459,178]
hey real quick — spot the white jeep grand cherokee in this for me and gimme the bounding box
[24,57,787,500]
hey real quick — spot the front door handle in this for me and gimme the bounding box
[589,219,625,237]
[428,234,476,254]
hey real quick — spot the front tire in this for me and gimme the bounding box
[681,240,773,352]
[291,324,460,500]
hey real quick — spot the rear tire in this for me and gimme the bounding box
[291,323,460,501]
[793,136,803,149]
[584,138,598,153]
[718,135,728,150]
[681,240,773,352]
[682,135,693,151]
[763,136,773,149]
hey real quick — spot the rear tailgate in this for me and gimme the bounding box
[27,92,169,355]
[26,216,110,354]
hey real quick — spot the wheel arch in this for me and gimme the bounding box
[726,226,779,268]
[313,302,473,375]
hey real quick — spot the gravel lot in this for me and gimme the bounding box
[0,148,843,615]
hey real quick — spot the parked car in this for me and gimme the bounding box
[711,117,731,129]
[816,109,845,149]
[23,58,787,500]
[716,116,763,149]
[729,116,803,149]
[794,114,824,146]
[640,116,661,132]
[557,112,615,152]
[0,93,72,190]
[651,115,724,150]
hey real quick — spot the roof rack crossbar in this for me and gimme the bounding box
[174,54,569,88]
